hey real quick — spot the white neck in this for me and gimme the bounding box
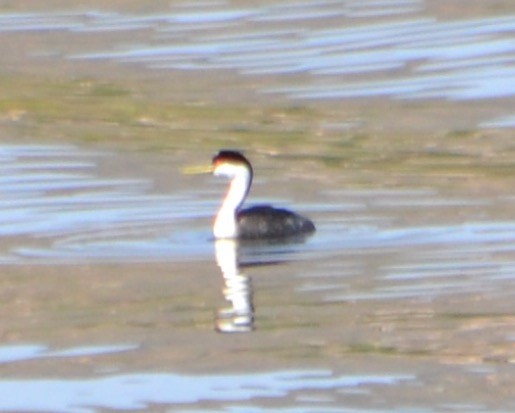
[213,166,251,239]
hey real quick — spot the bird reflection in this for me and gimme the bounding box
[213,236,313,333]
[214,239,254,333]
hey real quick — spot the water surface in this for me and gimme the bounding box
[0,143,513,412]
[0,0,515,411]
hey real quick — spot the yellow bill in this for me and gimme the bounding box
[181,164,214,175]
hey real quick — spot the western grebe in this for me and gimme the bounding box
[212,150,315,239]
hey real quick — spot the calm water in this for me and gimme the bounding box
[1,0,515,412]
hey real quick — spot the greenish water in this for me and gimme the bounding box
[0,1,514,412]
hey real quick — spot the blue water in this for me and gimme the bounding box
[0,344,417,413]
[0,1,514,106]
[1,1,515,410]
[1,1,514,107]
[1,144,514,299]
[0,146,513,411]
[0,353,413,413]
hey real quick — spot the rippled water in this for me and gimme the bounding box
[2,0,515,107]
[0,346,413,413]
[0,144,213,264]
[1,0,515,411]
[0,143,513,411]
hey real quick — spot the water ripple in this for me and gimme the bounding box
[0,368,413,413]
[0,144,212,264]
[1,1,514,103]
[1,142,514,312]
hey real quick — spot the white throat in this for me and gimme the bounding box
[213,165,251,239]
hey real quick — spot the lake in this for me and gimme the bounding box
[0,1,514,412]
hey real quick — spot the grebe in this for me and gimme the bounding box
[212,150,315,239]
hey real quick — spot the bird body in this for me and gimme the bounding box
[237,205,315,239]
[212,150,315,240]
